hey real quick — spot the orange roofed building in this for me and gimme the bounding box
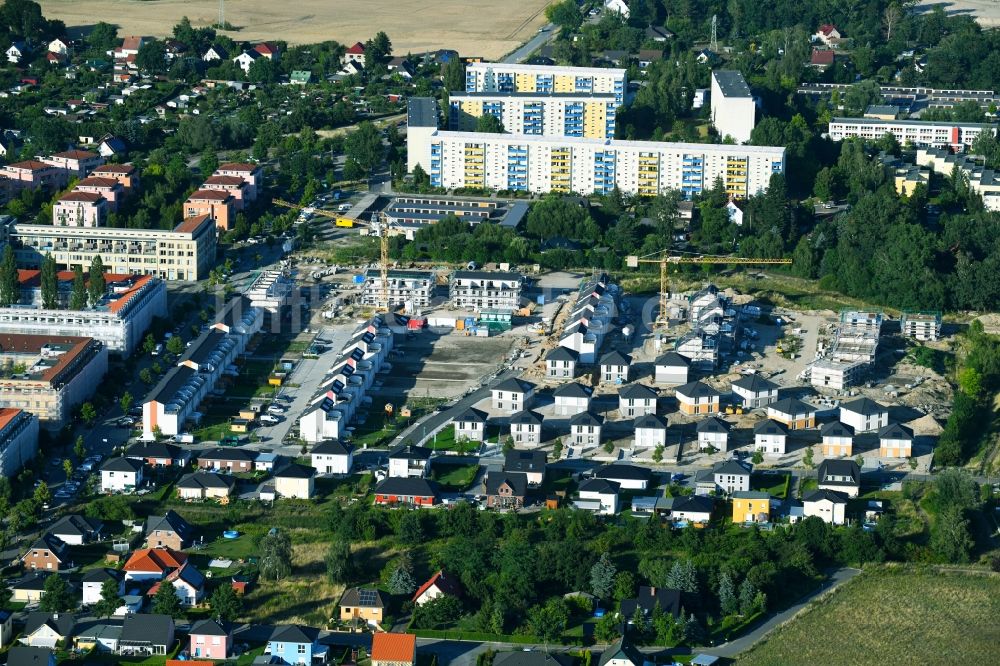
[371,633,416,666]
[91,163,139,192]
[185,189,235,230]
[123,547,187,581]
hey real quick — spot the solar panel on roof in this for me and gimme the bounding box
[358,589,377,605]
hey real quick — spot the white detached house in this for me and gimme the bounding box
[310,440,354,475]
[553,382,592,416]
[453,407,488,443]
[491,378,535,413]
[100,457,144,493]
[233,51,259,73]
[633,413,667,449]
[509,410,543,447]
[618,384,657,418]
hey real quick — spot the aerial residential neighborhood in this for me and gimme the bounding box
[0,1,997,665]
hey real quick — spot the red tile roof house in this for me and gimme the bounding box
[42,149,104,178]
[343,42,366,66]
[252,42,280,61]
[114,36,147,59]
[810,48,836,68]
[212,163,261,201]
[184,189,235,230]
[53,191,108,227]
[91,163,139,192]
[123,547,187,582]
[371,633,416,666]
[202,175,250,210]
[412,570,462,606]
[73,176,124,211]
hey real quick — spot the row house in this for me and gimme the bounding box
[558,273,618,364]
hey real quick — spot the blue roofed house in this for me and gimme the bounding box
[265,624,328,664]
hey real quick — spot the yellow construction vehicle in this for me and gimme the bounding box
[626,253,792,329]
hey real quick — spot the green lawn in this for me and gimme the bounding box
[427,425,485,453]
[431,462,480,491]
[751,472,791,499]
[190,532,258,561]
[798,478,818,496]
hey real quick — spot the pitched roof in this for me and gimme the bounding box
[388,444,432,460]
[818,459,861,486]
[732,374,778,393]
[190,619,230,637]
[82,567,122,583]
[570,410,603,427]
[820,421,855,438]
[57,191,104,204]
[198,447,257,462]
[148,561,205,595]
[6,646,56,666]
[177,471,236,491]
[494,653,572,666]
[346,42,366,54]
[578,478,620,494]
[768,397,817,416]
[671,494,715,515]
[101,457,143,473]
[493,377,534,393]
[76,176,120,188]
[634,413,667,430]
[269,624,320,644]
[504,449,546,473]
[145,510,193,537]
[275,463,316,479]
[23,612,76,638]
[312,440,354,455]
[412,570,462,602]
[47,514,102,539]
[811,49,835,65]
[595,463,652,481]
[878,422,913,440]
[371,633,416,663]
[712,458,751,476]
[656,352,690,367]
[841,397,887,416]
[340,587,386,609]
[599,637,645,666]
[553,382,591,399]
[51,149,98,160]
[733,490,771,500]
[600,350,633,366]
[485,471,528,496]
[454,407,488,423]
[697,416,731,434]
[619,586,681,619]
[509,409,543,426]
[803,488,849,504]
[546,346,579,362]
[675,381,721,399]
[24,534,67,560]
[126,440,185,462]
[123,547,187,573]
[187,188,233,201]
[753,418,789,436]
[618,383,657,400]
[121,613,174,646]
[375,477,438,498]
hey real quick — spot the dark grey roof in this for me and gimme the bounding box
[375,477,438,497]
[388,444,433,460]
[676,381,721,399]
[311,440,354,455]
[634,413,667,430]
[546,346,579,362]
[493,652,572,666]
[841,397,887,416]
[120,613,174,646]
[10,572,49,591]
[769,397,817,416]
[82,567,122,583]
[25,533,66,558]
[454,407,488,423]
[672,494,715,515]
[818,459,861,486]
[803,488,849,504]
[697,416,731,434]
[600,350,632,366]
[553,382,591,399]
[144,364,197,405]
[47,514,102,539]
[599,637,645,666]
[190,619,230,637]
[619,586,681,619]
[269,624,320,644]
[339,587,386,609]
[509,409,543,426]
[178,329,226,366]
[407,97,439,128]
[732,374,778,393]
[275,463,316,479]
[713,70,752,98]
[6,646,56,666]
[486,471,528,496]
[125,441,184,461]
[578,478,620,494]
[177,472,236,491]
[214,295,254,328]
[198,447,257,462]
[655,351,689,367]
[493,377,534,394]
[878,423,913,440]
[504,449,546,473]
[618,383,657,400]
[595,464,652,481]
[100,457,143,473]
[820,421,855,438]
[570,411,603,427]
[712,458,751,476]
[754,419,789,436]
[145,510,192,537]
[23,612,75,638]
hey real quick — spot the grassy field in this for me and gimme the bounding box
[39,0,551,59]
[430,462,480,491]
[737,565,1000,665]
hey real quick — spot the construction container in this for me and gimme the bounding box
[475,327,490,337]
[456,319,465,331]
[352,274,365,284]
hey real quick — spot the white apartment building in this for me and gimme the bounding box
[900,311,941,341]
[244,270,294,314]
[299,317,393,443]
[449,92,618,139]
[828,117,995,149]
[449,270,522,311]
[0,273,167,355]
[915,147,1000,211]
[142,297,262,436]
[411,130,784,199]
[360,269,434,309]
[710,70,756,144]
[4,215,217,281]
[0,408,38,479]
[464,63,627,106]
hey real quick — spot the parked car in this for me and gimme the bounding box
[260,414,280,424]
[267,405,285,415]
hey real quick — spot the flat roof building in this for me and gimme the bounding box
[828,117,995,149]
[710,70,756,144]
[464,62,627,105]
[360,269,434,309]
[0,408,38,479]
[449,92,619,139]
[449,270,522,312]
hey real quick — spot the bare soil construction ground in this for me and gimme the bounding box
[39,0,551,60]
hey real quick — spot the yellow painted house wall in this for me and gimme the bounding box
[584,102,607,138]
[515,73,537,92]
[732,497,771,523]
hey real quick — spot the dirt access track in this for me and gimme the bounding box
[39,0,551,60]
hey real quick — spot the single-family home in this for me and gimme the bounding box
[144,511,194,550]
[71,620,122,653]
[147,562,205,606]
[503,449,546,485]
[176,472,236,501]
[343,42,367,66]
[598,637,646,666]
[667,495,715,523]
[123,547,187,582]
[820,421,855,457]
[878,423,913,457]
[188,619,232,660]
[633,413,667,449]
[100,457,144,493]
[97,136,127,158]
[802,489,848,525]
[253,42,280,60]
[339,587,386,626]
[233,50,259,73]
[6,646,57,666]
[570,411,603,448]
[485,471,528,510]
[340,60,365,76]
[813,23,842,46]
[753,419,789,455]
[575,478,620,515]
[553,382,592,416]
[509,410,544,447]
[646,25,675,42]
[265,625,328,665]
[618,384,657,418]
[371,632,417,666]
[546,346,579,379]
[731,375,779,409]
[412,570,462,606]
[620,586,681,621]
[0,609,13,649]
[21,534,71,572]
[254,451,280,473]
[600,351,632,384]
[818,459,861,498]
[81,568,123,606]
[386,56,415,79]
[453,407,488,443]
[124,441,191,468]
[725,199,745,226]
[654,352,689,385]
[732,491,772,523]
[839,398,889,433]
[311,440,354,475]
[202,45,229,62]
[710,458,752,494]
[810,48,836,68]
[374,477,439,506]
[491,377,535,413]
[48,38,70,55]
[696,416,731,451]
[605,0,631,18]
[6,42,27,64]
[675,381,721,415]
[9,573,49,604]
[19,613,75,648]
[274,464,316,499]
[117,614,175,657]
[594,464,652,491]
[388,444,433,478]
[766,397,817,430]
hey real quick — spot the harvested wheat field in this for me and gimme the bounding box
[737,565,1000,666]
[38,0,550,59]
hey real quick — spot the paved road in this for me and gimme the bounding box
[503,23,557,63]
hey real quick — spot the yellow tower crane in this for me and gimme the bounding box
[626,253,792,328]
[273,198,391,311]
